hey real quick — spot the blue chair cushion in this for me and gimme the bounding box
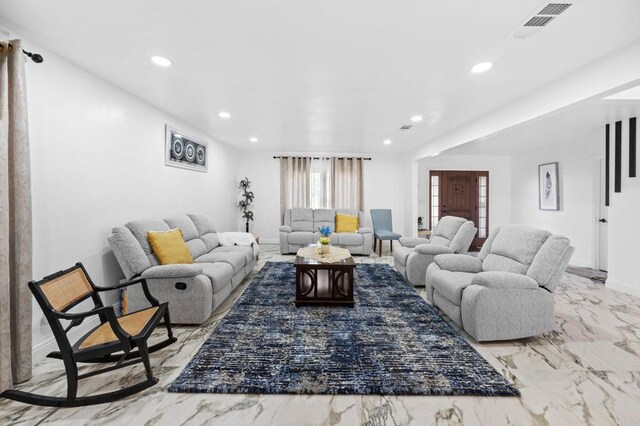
[375,231,402,240]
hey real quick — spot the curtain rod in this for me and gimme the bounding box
[0,42,44,63]
[273,156,372,160]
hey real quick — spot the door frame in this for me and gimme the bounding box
[593,157,608,271]
[429,170,489,249]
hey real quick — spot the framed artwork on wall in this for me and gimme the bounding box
[165,124,208,172]
[538,162,559,210]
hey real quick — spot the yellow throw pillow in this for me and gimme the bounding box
[147,229,194,265]
[335,213,359,233]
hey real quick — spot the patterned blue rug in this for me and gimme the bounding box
[169,262,519,396]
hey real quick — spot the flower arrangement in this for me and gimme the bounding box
[318,226,332,249]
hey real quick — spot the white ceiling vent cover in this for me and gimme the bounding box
[511,2,573,38]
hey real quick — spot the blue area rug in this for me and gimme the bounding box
[169,262,519,396]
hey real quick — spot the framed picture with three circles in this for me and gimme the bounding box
[165,124,208,172]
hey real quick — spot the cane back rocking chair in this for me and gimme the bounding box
[0,263,176,407]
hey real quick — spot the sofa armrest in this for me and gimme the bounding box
[472,271,539,290]
[141,264,203,279]
[399,237,430,248]
[433,254,483,273]
[279,225,292,233]
[415,244,454,255]
[358,227,372,234]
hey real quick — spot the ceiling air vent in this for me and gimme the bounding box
[400,125,412,130]
[511,2,573,38]
[524,16,554,27]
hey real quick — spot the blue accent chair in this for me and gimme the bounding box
[370,209,402,256]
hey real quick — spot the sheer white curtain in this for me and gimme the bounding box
[331,157,364,211]
[280,156,311,223]
[309,158,331,209]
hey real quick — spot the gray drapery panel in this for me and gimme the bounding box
[331,157,364,211]
[279,157,311,224]
[0,39,33,393]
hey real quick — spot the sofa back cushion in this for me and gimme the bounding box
[188,214,219,251]
[430,216,467,247]
[290,208,314,232]
[481,225,552,275]
[109,227,151,278]
[313,209,336,232]
[125,219,171,266]
[165,214,207,258]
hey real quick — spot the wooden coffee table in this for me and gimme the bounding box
[294,246,356,307]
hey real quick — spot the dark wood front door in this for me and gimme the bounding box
[429,170,489,249]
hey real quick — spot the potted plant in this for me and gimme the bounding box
[238,177,254,233]
[318,226,332,255]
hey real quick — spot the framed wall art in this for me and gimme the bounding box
[538,162,559,211]
[165,125,208,172]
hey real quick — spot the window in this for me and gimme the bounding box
[309,159,331,209]
[478,175,487,238]
[430,174,439,230]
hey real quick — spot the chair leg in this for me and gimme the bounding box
[136,341,155,381]
[373,238,377,253]
[378,240,382,257]
[390,240,393,253]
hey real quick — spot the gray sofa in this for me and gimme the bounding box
[425,225,574,341]
[279,208,372,255]
[393,216,476,287]
[108,214,258,325]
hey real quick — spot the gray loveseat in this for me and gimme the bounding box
[108,214,258,325]
[393,216,476,287]
[279,208,372,255]
[425,225,574,341]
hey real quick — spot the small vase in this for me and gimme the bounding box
[319,244,330,255]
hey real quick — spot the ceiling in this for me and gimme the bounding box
[443,97,640,157]
[1,1,640,153]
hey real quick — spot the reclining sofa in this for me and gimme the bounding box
[425,225,574,341]
[108,213,258,324]
[279,208,372,255]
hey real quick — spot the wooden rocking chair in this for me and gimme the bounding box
[0,263,176,407]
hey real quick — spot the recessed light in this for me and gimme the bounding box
[471,62,492,74]
[218,111,231,119]
[250,137,258,143]
[411,115,423,123]
[383,139,392,145]
[150,55,172,67]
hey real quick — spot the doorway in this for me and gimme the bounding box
[429,170,489,249]
[597,158,608,271]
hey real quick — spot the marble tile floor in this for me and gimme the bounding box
[1,244,639,426]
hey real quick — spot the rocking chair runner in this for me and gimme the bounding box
[0,263,176,407]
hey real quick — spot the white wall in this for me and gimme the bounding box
[607,116,640,296]
[416,154,512,236]
[238,152,408,243]
[509,135,601,268]
[25,40,239,356]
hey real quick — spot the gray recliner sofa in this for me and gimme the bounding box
[108,214,258,325]
[393,216,476,287]
[279,208,372,255]
[425,225,574,341]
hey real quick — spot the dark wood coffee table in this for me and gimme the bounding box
[294,247,355,307]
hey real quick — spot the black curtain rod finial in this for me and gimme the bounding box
[2,41,44,63]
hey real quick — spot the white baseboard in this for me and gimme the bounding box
[258,239,279,245]
[568,258,592,268]
[32,302,119,363]
[606,279,640,298]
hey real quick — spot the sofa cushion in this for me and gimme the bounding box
[125,219,170,255]
[211,245,254,265]
[336,213,358,233]
[290,208,314,232]
[333,232,363,246]
[147,229,194,265]
[110,227,151,276]
[431,216,467,243]
[429,270,475,305]
[201,233,220,251]
[199,262,234,294]
[288,232,316,245]
[313,209,336,232]
[481,254,529,275]
[186,239,208,259]
[164,215,199,241]
[490,225,551,266]
[188,214,217,235]
[195,251,245,274]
